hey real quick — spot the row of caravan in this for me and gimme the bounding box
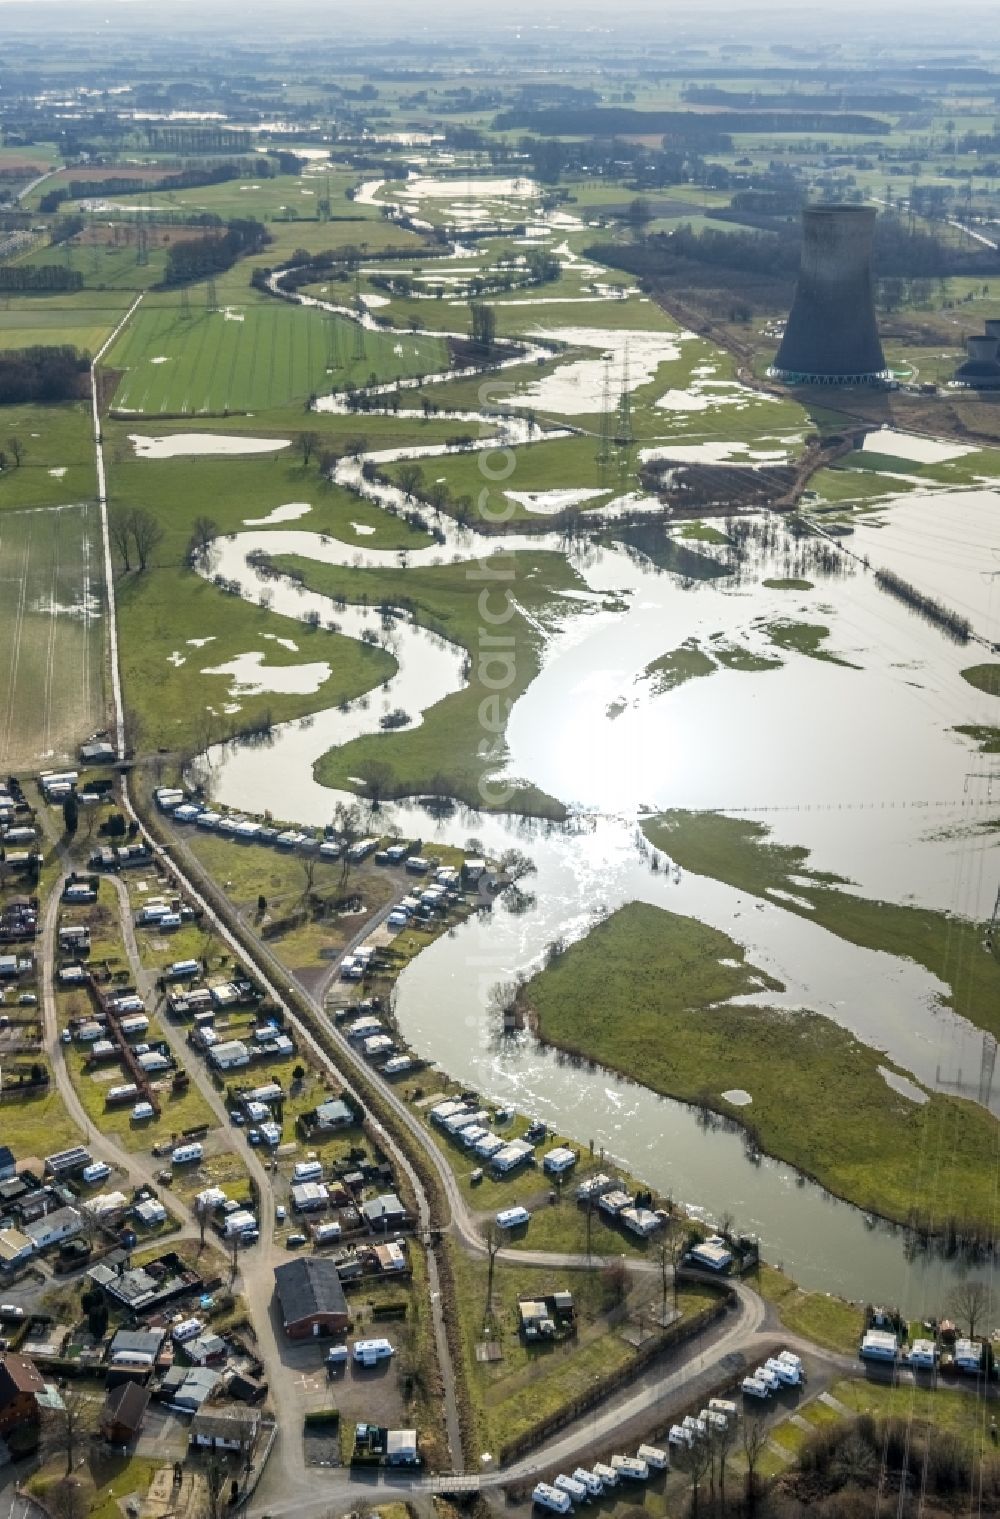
[742,1351,805,1400]
[534,1447,669,1511]
[669,1399,738,1448]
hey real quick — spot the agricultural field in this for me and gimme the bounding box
[0,290,132,352]
[0,401,96,510]
[0,504,107,770]
[106,294,450,413]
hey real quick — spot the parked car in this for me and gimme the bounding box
[17,992,37,1005]
[285,1233,307,1249]
[275,1205,286,1223]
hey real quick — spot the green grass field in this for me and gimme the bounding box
[0,292,132,352]
[116,565,394,754]
[0,402,96,509]
[106,295,450,413]
[525,901,1000,1232]
[0,504,107,769]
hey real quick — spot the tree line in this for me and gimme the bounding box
[0,265,83,292]
[0,345,88,406]
[163,217,268,286]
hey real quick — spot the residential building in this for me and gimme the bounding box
[189,1408,261,1454]
[0,1353,44,1435]
[361,1193,407,1231]
[100,1381,150,1445]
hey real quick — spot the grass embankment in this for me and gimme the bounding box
[644,637,782,692]
[524,901,1000,1232]
[962,663,1000,698]
[762,619,859,667]
[642,811,1000,1040]
[274,549,586,818]
[954,724,1000,753]
[385,432,614,524]
[643,642,716,693]
[755,1264,863,1355]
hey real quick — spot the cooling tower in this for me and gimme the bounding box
[771,204,889,385]
[955,333,1000,388]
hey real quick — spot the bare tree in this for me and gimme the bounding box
[109,506,133,571]
[356,758,395,812]
[679,1430,713,1518]
[47,1479,87,1519]
[41,1386,99,1475]
[5,435,24,467]
[188,515,219,561]
[298,430,320,467]
[131,507,163,572]
[396,462,424,501]
[484,1223,501,1330]
[228,1231,240,1285]
[299,850,318,904]
[333,800,363,886]
[950,1278,990,1339]
[712,1418,738,1513]
[498,847,536,884]
[196,1196,209,1250]
[742,1417,769,1513]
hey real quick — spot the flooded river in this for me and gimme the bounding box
[185,420,999,1314]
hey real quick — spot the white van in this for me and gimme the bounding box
[293,1160,323,1183]
[81,1161,111,1185]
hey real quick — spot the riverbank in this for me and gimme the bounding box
[523,901,999,1237]
[642,810,1000,1040]
[273,547,587,818]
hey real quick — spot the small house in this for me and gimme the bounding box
[0,1353,44,1435]
[386,1428,418,1466]
[100,1381,150,1445]
[361,1193,407,1232]
[189,1407,261,1454]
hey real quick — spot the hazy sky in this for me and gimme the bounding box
[1,0,999,45]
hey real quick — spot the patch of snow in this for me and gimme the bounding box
[861,427,975,465]
[130,433,290,459]
[505,487,606,514]
[201,650,330,695]
[243,501,312,527]
[351,522,377,536]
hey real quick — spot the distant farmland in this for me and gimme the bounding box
[0,506,106,769]
[107,297,450,413]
